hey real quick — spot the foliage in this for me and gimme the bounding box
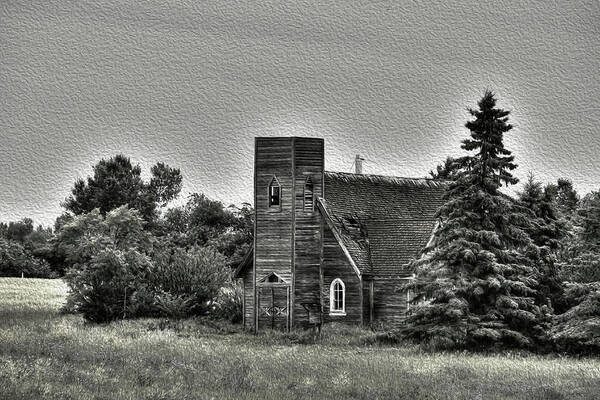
[62,154,182,223]
[517,174,570,313]
[518,174,568,250]
[60,206,232,322]
[429,156,459,180]
[404,91,548,350]
[3,218,34,243]
[576,191,600,251]
[554,190,600,286]
[547,178,580,221]
[59,206,153,321]
[0,238,56,278]
[551,282,600,355]
[149,245,231,317]
[212,282,244,323]
[64,247,152,322]
[159,195,254,268]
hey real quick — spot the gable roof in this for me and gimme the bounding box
[320,171,447,277]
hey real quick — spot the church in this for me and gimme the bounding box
[235,137,447,331]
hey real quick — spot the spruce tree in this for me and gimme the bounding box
[518,174,569,312]
[404,91,547,350]
[519,174,567,250]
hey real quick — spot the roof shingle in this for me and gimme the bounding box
[321,171,447,276]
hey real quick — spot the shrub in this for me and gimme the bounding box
[60,207,236,322]
[0,238,56,278]
[150,245,230,316]
[212,282,243,323]
[64,247,152,322]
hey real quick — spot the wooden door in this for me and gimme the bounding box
[257,285,290,331]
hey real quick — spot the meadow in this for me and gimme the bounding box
[0,278,599,400]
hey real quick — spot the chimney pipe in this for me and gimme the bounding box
[355,154,364,174]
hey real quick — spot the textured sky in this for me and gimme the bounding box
[1,0,599,227]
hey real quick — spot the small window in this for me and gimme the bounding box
[329,278,346,315]
[303,177,314,212]
[268,176,281,208]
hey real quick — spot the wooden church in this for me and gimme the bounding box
[235,137,447,331]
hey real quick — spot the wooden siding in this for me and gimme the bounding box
[254,138,294,330]
[242,268,254,329]
[321,224,362,325]
[292,138,324,327]
[371,277,409,328]
[253,137,324,330]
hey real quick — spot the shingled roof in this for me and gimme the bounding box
[320,171,447,277]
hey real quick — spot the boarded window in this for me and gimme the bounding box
[303,177,314,211]
[329,278,345,315]
[268,177,281,208]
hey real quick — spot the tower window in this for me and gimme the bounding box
[268,176,281,208]
[329,278,346,315]
[303,177,314,212]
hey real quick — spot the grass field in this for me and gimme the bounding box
[0,278,599,400]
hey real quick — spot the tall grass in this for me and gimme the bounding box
[0,278,599,399]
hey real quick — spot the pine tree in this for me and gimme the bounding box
[518,174,567,250]
[518,174,569,313]
[547,178,580,221]
[404,91,548,350]
[429,157,459,180]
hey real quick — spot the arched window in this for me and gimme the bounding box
[268,176,281,209]
[303,177,314,212]
[329,278,346,315]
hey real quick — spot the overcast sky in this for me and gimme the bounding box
[1,0,599,227]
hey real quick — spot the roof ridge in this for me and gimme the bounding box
[324,170,449,187]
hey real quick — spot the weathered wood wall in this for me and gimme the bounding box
[253,137,324,330]
[321,224,362,325]
[254,138,294,330]
[292,138,324,327]
[371,277,409,327]
[242,268,254,329]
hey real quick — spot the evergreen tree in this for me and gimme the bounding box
[577,191,600,251]
[556,190,600,284]
[404,91,548,350]
[518,174,569,312]
[429,157,459,180]
[518,174,567,250]
[547,178,579,221]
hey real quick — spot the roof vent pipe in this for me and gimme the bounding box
[355,154,364,174]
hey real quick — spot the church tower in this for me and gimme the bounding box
[252,137,324,330]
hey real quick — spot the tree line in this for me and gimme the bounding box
[0,155,253,323]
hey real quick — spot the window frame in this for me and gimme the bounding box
[329,278,346,316]
[267,176,282,211]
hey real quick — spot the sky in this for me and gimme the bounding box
[1,0,599,227]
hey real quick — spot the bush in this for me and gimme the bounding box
[212,282,243,323]
[64,247,152,322]
[150,245,231,317]
[61,207,234,322]
[0,238,56,278]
